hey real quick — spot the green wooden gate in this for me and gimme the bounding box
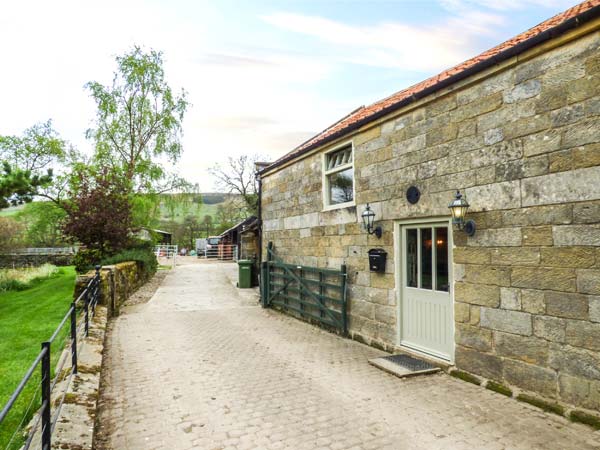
[261,242,348,335]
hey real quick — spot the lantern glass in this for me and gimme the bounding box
[448,191,470,226]
[362,204,375,231]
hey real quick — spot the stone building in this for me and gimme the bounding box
[259,1,600,414]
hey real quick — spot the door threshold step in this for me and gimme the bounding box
[369,353,441,379]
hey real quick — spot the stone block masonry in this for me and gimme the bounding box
[0,253,73,268]
[75,261,152,317]
[261,25,600,415]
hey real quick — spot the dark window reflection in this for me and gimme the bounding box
[421,228,432,289]
[328,168,354,204]
[406,229,418,287]
[436,227,449,292]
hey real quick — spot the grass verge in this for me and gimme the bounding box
[449,369,481,386]
[516,394,565,416]
[569,410,600,430]
[486,380,513,397]
[0,266,76,450]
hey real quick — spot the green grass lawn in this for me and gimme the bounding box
[0,267,76,449]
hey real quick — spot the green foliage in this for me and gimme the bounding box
[73,240,158,275]
[129,237,156,251]
[101,247,158,278]
[160,192,202,221]
[152,193,249,247]
[127,192,205,230]
[179,215,203,249]
[159,197,217,224]
[0,162,53,209]
[0,120,69,209]
[0,216,24,251]
[0,120,67,172]
[0,267,76,450]
[62,168,133,258]
[73,249,103,273]
[85,46,189,194]
[131,194,161,229]
[16,201,67,246]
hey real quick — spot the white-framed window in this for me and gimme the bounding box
[323,143,355,209]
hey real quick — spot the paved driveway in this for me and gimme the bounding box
[95,262,600,450]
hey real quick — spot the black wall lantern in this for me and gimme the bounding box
[448,190,476,236]
[361,203,382,238]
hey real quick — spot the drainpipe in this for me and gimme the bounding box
[257,173,263,265]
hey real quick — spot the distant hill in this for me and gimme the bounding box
[158,192,242,224]
[202,193,228,204]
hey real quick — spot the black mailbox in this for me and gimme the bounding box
[368,248,387,273]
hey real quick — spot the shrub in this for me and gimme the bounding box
[129,237,155,251]
[72,248,103,273]
[0,216,25,252]
[100,247,157,278]
[17,201,67,247]
[62,168,133,257]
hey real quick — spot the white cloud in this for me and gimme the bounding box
[0,0,573,192]
[0,0,343,190]
[439,0,575,12]
[260,10,504,72]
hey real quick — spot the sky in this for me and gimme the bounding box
[0,0,579,191]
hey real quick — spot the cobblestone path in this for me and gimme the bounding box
[95,262,600,450]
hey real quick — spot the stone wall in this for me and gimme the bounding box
[0,253,73,269]
[75,262,152,317]
[261,27,600,413]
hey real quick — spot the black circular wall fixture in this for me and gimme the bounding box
[406,186,420,204]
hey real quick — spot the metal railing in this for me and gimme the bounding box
[204,244,238,261]
[154,245,178,268]
[0,266,102,450]
[10,247,78,255]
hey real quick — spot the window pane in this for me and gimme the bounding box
[435,227,449,292]
[334,153,342,167]
[327,147,352,170]
[328,168,354,204]
[420,228,432,289]
[342,148,352,164]
[406,229,418,287]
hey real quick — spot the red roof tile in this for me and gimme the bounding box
[264,0,600,173]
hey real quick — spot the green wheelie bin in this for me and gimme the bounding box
[237,259,253,288]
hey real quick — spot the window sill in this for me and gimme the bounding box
[322,201,356,212]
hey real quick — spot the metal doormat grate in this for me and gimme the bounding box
[368,353,441,378]
[381,354,436,371]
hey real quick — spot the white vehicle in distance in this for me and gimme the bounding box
[205,236,222,258]
[196,238,207,257]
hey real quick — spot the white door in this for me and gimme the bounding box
[400,223,453,361]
